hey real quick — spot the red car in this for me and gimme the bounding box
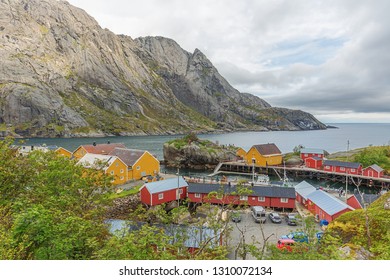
[277,238,295,252]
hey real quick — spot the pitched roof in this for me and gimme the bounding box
[252,143,282,156]
[306,156,323,161]
[80,143,126,155]
[364,164,384,172]
[77,153,119,171]
[188,183,296,198]
[323,160,361,169]
[301,148,324,155]
[294,180,316,199]
[352,193,380,208]
[141,176,188,194]
[108,148,148,166]
[307,190,354,216]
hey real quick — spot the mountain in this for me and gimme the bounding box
[0,0,326,138]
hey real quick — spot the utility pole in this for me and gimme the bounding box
[252,155,255,185]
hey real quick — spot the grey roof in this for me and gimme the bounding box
[294,180,316,199]
[323,160,361,169]
[301,148,324,154]
[188,183,296,198]
[106,219,221,249]
[109,148,151,166]
[309,156,323,161]
[307,190,353,216]
[142,176,188,194]
[365,164,384,172]
[353,193,380,207]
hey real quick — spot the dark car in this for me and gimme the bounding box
[231,211,242,223]
[269,212,282,223]
[285,213,298,226]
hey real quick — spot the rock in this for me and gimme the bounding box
[0,0,327,137]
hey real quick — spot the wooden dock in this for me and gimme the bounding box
[210,161,390,189]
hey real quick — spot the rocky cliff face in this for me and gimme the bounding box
[0,0,326,137]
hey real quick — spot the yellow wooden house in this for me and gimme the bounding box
[73,143,126,159]
[109,148,160,180]
[55,147,73,158]
[246,143,283,166]
[77,153,128,185]
[236,147,247,161]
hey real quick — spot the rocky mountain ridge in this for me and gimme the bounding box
[0,0,326,137]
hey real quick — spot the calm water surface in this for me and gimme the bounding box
[18,123,390,160]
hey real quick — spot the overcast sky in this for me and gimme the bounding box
[67,0,390,123]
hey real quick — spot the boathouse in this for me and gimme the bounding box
[187,183,296,210]
[362,164,384,178]
[246,143,283,166]
[300,148,325,161]
[109,148,160,180]
[140,177,188,206]
[294,180,316,206]
[322,160,362,175]
[73,143,127,159]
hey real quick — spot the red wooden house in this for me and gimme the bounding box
[322,160,362,175]
[300,148,324,161]
[362,164,384,178]
[140,177,188,206]
[295,180,354,221]
[187,183,296,210]
[347,193,380,209]
[305,156,323,169]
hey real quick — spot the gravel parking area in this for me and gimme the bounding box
[226,208,307,260]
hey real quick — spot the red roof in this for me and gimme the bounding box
[253,143,281,155]
[82,143,126,155]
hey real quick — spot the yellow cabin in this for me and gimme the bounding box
[108,148,160,180]
[55,147,72,158]
[246,143,283,166]
[77,153,128,185]
[236,147,247,161]
[73,143,126,159]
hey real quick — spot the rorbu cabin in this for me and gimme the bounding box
[347,193,380,209]
[322,160,362,175]
[362,164,384,178]
[109,148,160,181]
[140,177,188,206]
[305,156,323,169]
[300,148,325,161]
[246,143,283,166]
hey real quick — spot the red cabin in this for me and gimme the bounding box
[300,148,324,161]
[140,177,188,206]
[322,160,362,175]
[347,193,380,209]
[305,156,323,169]
[187,183,296,210]
[362,164,384,178]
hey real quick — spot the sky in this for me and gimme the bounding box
[66,0,390,123]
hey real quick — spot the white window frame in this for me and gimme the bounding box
[178,189,183,194]
[158,193,164,200]
[240,195,248,201]
[340,167,345,171]
[194,193,201,198]
[120,169,124,173]
[280,198,288,203]
[350,168,355,172]
[136,166,141,170]
[110,171,114,175]
[258,196,265,202]
[120,176,124,180]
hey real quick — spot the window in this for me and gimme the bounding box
[258,196,265,202]
[116,162,119,167]
[340,167,345,171]
[304,153,308,157]
[280,198,288,203]
[158,193,164,200]
[120,176,124,180]
[351,168,355,172]
[240,195,248,201]
[178,189,183,194]
[325,166,330,170]
[110,171,114,175]
[120,169,124,173]
[136,166,140,170]
[194,193,201,198]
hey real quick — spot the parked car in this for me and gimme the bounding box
[251,206,266,223]
[269,212,282,223]
[230,211,242,223]
[285,213,299,226]
[280,232,309,243]
[277,238,295,252]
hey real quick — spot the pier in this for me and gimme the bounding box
[210,161,390,189]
